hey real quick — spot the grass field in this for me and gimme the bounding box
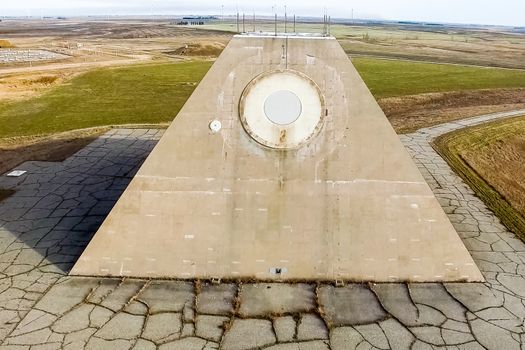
[200,20,525,69]
[433,116,525,240]
[1,57,525,139]
[0,61,212,138]
[199,22,476,41]
[353,58,525,98]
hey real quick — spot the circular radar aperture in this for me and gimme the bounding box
[263,90,302,126]
[239,70,325,150]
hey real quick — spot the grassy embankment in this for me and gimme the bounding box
[354,58,525,132]
[353,58,525,99]
[0,61,212,138]
[433,116,525,240]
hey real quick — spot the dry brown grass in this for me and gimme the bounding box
[338,28,525,70]
[433,116,525,238]
[379,88,525,133]
[28,75,60,85]
[0,73,72,103]
[461,123,525,217]
[168,42,226,57]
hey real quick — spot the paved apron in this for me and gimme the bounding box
[0,111,524,349]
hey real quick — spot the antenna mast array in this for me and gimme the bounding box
[230,6,334,36]
[284,5,287,33]
[322,8,331,36]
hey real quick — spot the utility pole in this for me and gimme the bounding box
[294,15,296,33]
[253,12,256,32]
[242,13,245,33]
[236,12,239,33]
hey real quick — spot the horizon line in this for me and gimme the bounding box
[0,14,522,30]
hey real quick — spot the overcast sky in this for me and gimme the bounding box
[1,0,524,27]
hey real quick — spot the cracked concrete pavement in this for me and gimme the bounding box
[0,110,525,349]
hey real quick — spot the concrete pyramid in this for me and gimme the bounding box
[71,34,483,282]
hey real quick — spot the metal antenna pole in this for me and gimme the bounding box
[328,15,331,36]
[275,13,277,36]
[242,13,245,33]
[284,5,287,33]
[324,8,328,36]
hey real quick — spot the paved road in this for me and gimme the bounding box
[0,110,524,349]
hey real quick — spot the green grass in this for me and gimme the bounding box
[433,116,525,240]
[353,57,525,98]
[2,56,525,139]
[0,61,213,138]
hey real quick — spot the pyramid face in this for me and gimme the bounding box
[71,35,483,282]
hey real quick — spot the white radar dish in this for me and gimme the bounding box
[263,90,302,125]
[239,70,325,149]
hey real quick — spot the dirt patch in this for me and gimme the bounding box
[0,72,72,103]
[379,88,525,133]
[0,40,15,48]
[27,75,59,85]
[0,127,109,176]
[168,42,225,57]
